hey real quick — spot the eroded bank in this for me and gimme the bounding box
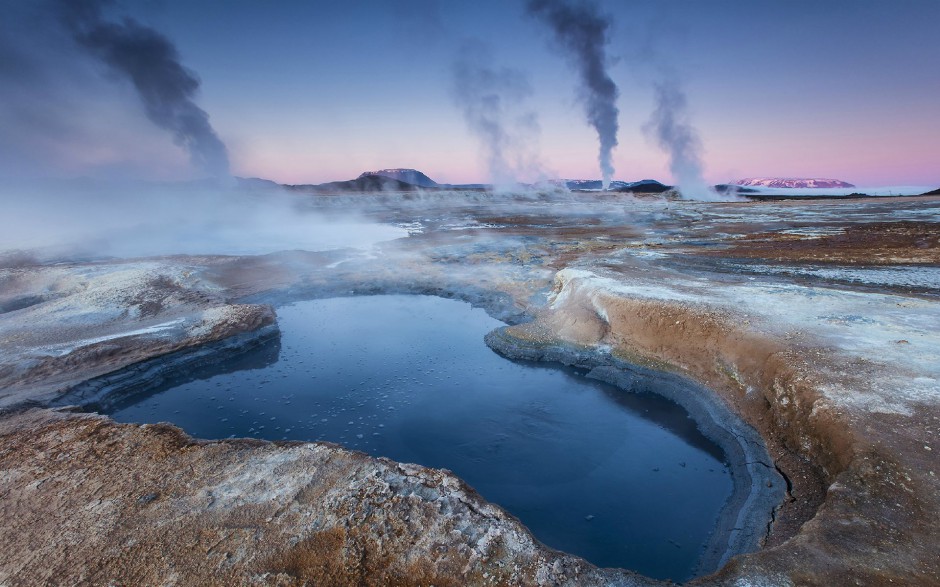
[1,193,938,585]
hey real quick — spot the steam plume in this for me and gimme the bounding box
[452,41,543,186]
[527,0,619,189]
[59,0,230,178]
[644,78,717,200]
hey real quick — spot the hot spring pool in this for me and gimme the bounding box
[104,295,734,582]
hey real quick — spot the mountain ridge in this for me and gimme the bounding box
[264,168,675,194]
[359,169,439,188]
[733,178,855,188]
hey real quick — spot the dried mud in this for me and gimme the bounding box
[705,221,940,265]
[1,192,939,586]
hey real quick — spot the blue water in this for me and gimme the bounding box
[106,295,733,581]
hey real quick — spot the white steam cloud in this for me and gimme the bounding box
[644,77,721,201]
[451,41,544,188]
[0,180,406,261]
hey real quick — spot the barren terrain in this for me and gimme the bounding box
[1,192,938,585]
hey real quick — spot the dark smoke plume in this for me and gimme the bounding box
[644,78,717,200]
[59,0,230,178]
[452,41,543,187]
[527,0,619,189]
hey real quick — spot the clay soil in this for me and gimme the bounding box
[1,191,939,586]
[707,221,940,265]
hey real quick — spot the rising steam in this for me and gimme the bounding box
[451,41,543,187]
[644,78,718,201]
[0,179,405,260]
[58,0,230,178]
[527,0,619,189]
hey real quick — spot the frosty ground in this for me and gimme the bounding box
[0,190,938,586]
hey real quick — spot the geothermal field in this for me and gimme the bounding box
[2,0,939,586]
[2,185,939,586]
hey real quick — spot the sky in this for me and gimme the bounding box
[1,0,938,187]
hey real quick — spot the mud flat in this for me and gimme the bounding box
[1,193,939,585]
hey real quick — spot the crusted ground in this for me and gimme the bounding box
[517,267,939,585]
[700,221,940,265]
[0,409,643,587]
[0,261,275,408]
[0,192,938,585]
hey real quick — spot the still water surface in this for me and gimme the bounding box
[107,295,732,581]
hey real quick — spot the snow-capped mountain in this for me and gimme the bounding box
[733,178,855,188]
[359,169,439,188]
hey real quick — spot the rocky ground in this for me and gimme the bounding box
[1,191,938,585]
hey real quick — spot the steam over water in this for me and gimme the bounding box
[104,295,733,581]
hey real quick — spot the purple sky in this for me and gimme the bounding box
[1,0,938,186]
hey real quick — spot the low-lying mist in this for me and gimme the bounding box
[0,179,407,261]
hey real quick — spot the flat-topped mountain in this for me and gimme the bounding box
[733,178,855,189]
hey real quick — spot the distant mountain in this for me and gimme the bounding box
[921,187,940,196]
[563,179,670,193]
[353,171,674,193]
[249,168,684,194]
[733,178,855,188]
[279,175,420,193]
[713,184,758,194]
[237,177,281,190]
[359,169,439,188]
